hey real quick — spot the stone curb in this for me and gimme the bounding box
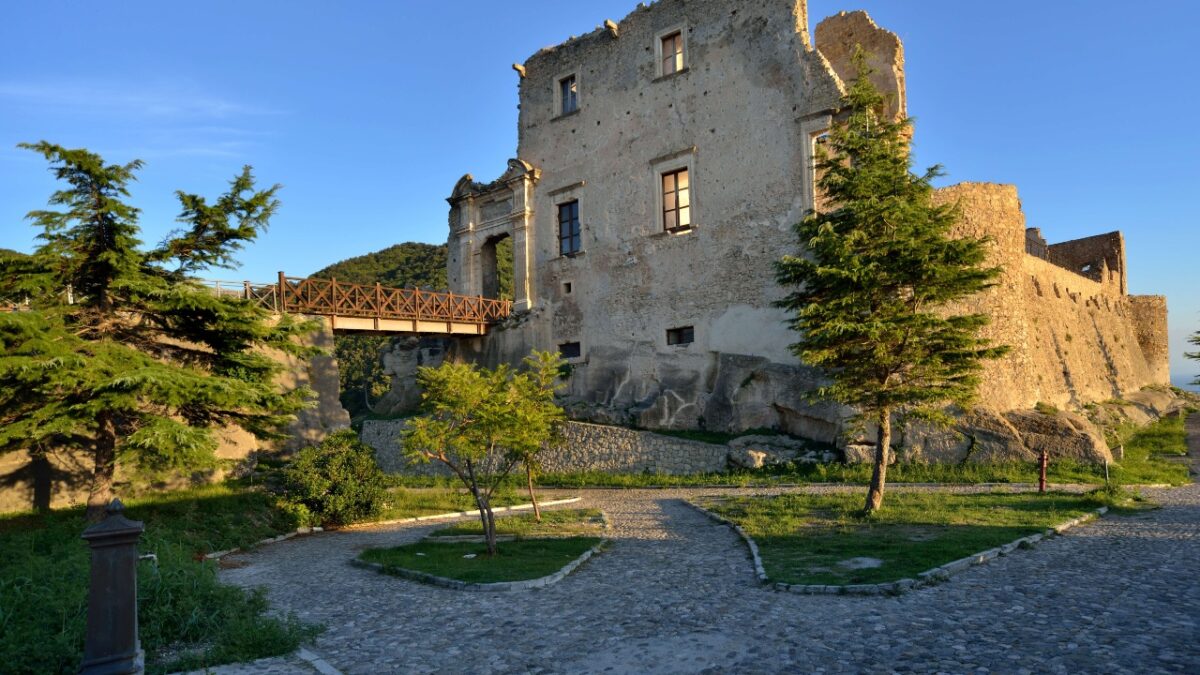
[296,647,343,675]
[352,510,610,592]
[204,497,581,560]
[340,497,583,530]
[686,498,1109,596]
[682,500,769,582]
[205,526,326,560]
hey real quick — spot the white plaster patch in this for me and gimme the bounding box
[708,304,798,364]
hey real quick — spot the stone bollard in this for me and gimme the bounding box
[80,499,145,674]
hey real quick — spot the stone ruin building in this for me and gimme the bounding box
[371,0,1176,470]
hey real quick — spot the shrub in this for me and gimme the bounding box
[281,430,387,526]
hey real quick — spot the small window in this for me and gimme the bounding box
[558,200,581,255]
[666,326,694,346]
[661,168,691,231]
[559,75,578,115]
[563,282,573,294]
[661,31,684,75]
[559,341,582,359]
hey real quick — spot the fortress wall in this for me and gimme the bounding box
[1018,256,1156,408]
[936,182,1166,412]
[1129,295,1171,385]
[1047,231,1126,294]
[937,183,1033,412]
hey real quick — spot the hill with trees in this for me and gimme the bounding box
[310,243,447,418]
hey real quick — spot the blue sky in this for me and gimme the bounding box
[2,1,1197,385]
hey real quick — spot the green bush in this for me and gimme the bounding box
[0,483,317,674]
[281,431,387,526]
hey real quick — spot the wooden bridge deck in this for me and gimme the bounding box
[202,273,511,335]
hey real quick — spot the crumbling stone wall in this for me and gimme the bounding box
[813,10,905,119]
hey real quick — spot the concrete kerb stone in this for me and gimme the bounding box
[204,497,582,561]
[351,510,610,592]
[687,497,1110,596]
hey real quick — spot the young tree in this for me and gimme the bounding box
[0,142,315,520]
[401,351,565,555]
[775,51,1007,513]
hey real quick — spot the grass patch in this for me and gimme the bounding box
[702,490,1110,586]
[374,486,531,521]
[0,482,318,675]
[427,508,604,538]
[360,537,601,584]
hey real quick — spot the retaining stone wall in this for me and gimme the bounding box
[360,419,728,476]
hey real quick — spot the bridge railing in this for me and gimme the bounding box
[193,275,512,326]
[278,275,512,324]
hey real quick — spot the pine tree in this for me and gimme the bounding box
[1187,330,1200,386]
[775,51,1008,513]
[0,142,316,520]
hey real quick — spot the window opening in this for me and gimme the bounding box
[661,31,684,75]
[560,75,578,115]
[666,326,694,345]
[558,200,581,255]
[559,342,582,359]
[661,168,691,231]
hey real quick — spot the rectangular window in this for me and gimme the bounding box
[666,326,694,346]
[661,168,691,231]
[560,75,578,115]
[559,341,582,359]
[661,31,684,75]
[558,200,581,255]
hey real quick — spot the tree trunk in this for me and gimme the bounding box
[483,500,498,556]
[86,412,118,522]
[463,458,499,556]
[526,464,542,522]
[864,408,891,514]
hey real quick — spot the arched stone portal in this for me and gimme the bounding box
[446,159,538,311]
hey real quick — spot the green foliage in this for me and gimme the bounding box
[774,50,1006,509]
[775,52,1006,425]
[0,142,316,515]
[1034,401,1059,416]
[0,483,316,674]
[281,430,387,526]
[402,351,566,554]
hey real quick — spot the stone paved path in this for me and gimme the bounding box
[213,470,1200,673]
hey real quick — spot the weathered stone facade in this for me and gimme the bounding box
[436,0,1169,459]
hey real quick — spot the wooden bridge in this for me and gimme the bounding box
[202,273,512,335]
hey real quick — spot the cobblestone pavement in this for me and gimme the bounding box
[214,471,1200,674]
